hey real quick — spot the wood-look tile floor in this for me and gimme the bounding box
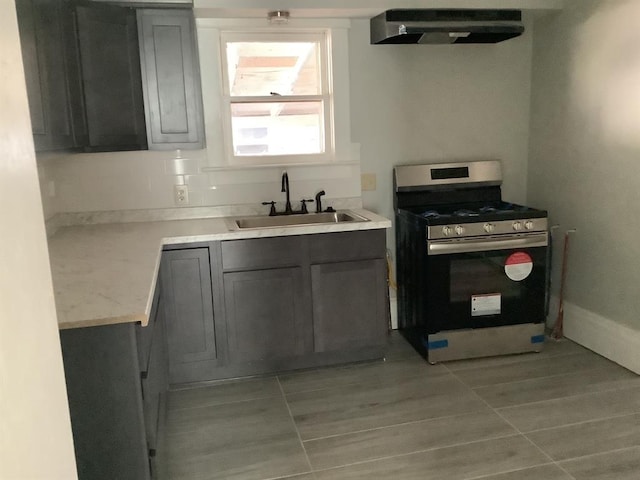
[163,333,640,480]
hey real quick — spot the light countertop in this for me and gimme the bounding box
[48,209,391,330]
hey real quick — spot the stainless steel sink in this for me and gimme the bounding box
[226,210,369,230]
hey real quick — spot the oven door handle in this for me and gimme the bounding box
[428,232,548,255]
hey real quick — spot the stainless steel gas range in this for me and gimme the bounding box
[394,160,548,363]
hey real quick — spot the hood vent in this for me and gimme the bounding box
[370,9,524,45]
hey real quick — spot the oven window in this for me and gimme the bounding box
[450,256,520,303]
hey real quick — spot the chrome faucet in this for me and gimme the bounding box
[281,171,293,214]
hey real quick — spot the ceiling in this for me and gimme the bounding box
[194,0,564,19]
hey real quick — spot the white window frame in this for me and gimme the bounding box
[196,18,353,169]
[219,30,334,166]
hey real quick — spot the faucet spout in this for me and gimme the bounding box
[281,172,292,214]
[315,190,325,213]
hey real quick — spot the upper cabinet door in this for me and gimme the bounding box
[137,9,205,150]
[76,5,148,151]
[16,0,82,151]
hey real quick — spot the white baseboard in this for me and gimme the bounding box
[551,299,640,374]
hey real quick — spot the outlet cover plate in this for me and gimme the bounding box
[174,185,189,205]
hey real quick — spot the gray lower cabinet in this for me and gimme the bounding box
[224,267,310,363]
[311,258,388,352]
[137,9,205,150]
[161,247,224,384]
[60,284,167,480]
[162,230,389,384]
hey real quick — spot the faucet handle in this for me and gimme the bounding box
[261,201,277,216]
[300,199,314,214]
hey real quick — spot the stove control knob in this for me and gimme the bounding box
[512,221,523,231]
[442,226,453,236]
[524,220,534,230]
[454,225,465,236]
[483,223,495,233]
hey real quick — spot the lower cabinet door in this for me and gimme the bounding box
[161,248,219,383]
[311,259,388,352]
[223,267,309,363]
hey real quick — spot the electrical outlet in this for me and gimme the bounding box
[174,185,189,205]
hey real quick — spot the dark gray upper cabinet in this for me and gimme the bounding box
[15,0,87,151]
[16,2,204,152]
[76,4,148,150]
[137,9,204,149]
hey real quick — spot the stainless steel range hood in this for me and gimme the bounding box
[370,9,524,45]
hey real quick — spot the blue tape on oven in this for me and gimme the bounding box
[425,339,449,350]
[530,334,545,344]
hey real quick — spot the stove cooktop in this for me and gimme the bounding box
[403,201,547,225]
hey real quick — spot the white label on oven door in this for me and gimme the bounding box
[471,293,501,317]
[505,252,534,282]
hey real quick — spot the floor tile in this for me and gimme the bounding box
[383,331,422,361]
[168,376,282,411]
[452,352,615,388]
[165,396,309,480]
[166,434,309,480]
[474,363,640,408]
[287,374,487,440]
[166,395,295,441]
[559,446,640,480]
[465,464,573,480]
[497,385,640,432]
[312,435,549,480]
[526,413,640,461]
[279,355,445,395]
[444,339,588,372]
[304,410,515,470]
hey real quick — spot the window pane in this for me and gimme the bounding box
[226,41,320,96]
[230,101,324,156]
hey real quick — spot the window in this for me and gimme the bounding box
[220,32,332,164]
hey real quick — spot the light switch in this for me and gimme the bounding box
[361,173,377,191]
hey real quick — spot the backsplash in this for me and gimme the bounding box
[39,149,361,216]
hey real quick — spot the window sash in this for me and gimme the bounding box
[219,30,333,163]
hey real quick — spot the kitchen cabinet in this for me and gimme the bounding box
[161,246,225,384]
[310,259,387,352]
[137,9,205,149]
[162,230,388,385]
[76,4,148,150]
[16,2,204,152]
[60,283,167,480]
[223,267,309,363]
[15,0,87,151]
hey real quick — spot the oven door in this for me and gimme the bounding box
[424,233,548,333]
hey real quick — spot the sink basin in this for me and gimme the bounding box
[226,210,369,230]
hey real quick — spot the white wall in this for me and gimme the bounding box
[0,1,77,477]
[527,0,640,363]
[528,0,640,327]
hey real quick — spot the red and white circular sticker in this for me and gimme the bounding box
[505,252,533,281]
